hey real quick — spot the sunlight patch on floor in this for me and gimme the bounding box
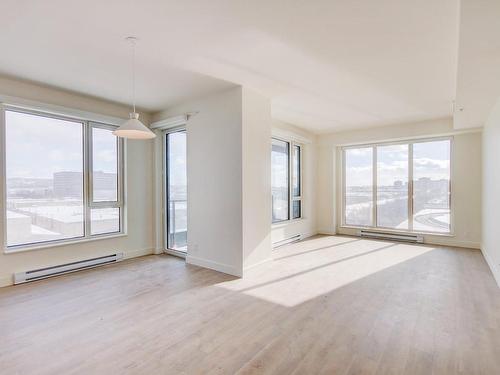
[217,238,435,307]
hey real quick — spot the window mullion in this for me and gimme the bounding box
[288,141,292,221]
[408,143,414,231]
[83,121,91,239]
[342,148,346,226]
[372,146,377,228]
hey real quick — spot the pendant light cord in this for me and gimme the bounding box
[132,38,136,114]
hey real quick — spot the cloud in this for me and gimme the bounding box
[413,158,449,170]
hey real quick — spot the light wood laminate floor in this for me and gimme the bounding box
[1,235,500,374]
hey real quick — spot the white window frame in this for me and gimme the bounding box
[162,126,187,257]
[291,144,302,220]
[1,105,125,252]
[341,136,453,235]
[271,137,303,224]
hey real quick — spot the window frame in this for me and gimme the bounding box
[271,136,303,224]
[291,144,302,220]
[341,136,453,235]
[163,127,187,255]
[1,105,125,252]
[342,145,374,228]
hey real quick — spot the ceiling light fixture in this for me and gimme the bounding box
[113,36,156,140]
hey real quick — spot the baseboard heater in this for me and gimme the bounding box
[273,234,301,249]
[357,230,424,244]
[14,253,124,285]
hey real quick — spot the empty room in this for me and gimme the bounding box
[1,1,500,374]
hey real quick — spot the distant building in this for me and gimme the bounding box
[93,171,118,201]
[93,171,116,189]
[53,172,83,198]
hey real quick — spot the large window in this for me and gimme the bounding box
[271,138,302,223]
[3,108,124,249]
[343,138,451,234]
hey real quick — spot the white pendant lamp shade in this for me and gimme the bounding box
[113,112,155,139]
[114,36,156,140]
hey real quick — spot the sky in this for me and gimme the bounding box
[6,109,449,191]
[167,131,187,187]
[345,141,450,187]
[6,110,117,179]
[271,139,289,188]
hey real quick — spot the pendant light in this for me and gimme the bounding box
[113,36,156,140]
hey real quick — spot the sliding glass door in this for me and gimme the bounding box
[165,130,187,252]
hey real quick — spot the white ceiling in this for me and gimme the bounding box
[454,0,500,129]
[0,0,493,133]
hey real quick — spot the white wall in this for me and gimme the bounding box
[482,98,500,286]
[271,120,318,244]
[242,88,272,270]
[157,88,244,276]
[317,118,482,249]
[0,76,155,287]
[152,87,272,276]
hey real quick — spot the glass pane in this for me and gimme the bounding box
[292,200,301,219]
[91,208,120,235]
[166,131,187,251]
[377,144,409,229]
[272,139,289,222]
[413,140,451,233]
[92,127,118,202]
[344,147,373,226]
[5,110,84,247]
[293,145,301,197]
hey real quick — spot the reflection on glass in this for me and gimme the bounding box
[272,139,289,222]
[5,110,84,246]
[377,144,408,229]
[92,127,118,202]
[166,131,187,251]
[91,208,120,235]
[345,147,373,226]
[413,140,451,233]
[293,145,301,197]
[292,200,301,219]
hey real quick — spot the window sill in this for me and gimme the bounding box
[338,225,454,238]
[3,233,127,254]
[272,217,306,228]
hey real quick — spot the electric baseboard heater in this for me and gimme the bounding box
[358,229,424,244]
[14,253,124,284]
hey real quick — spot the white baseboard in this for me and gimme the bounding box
[423,238,481,250]
[243,257,272,272]
[186,255,242,277]
[482,249,500,288]
[123,248,155,259]
[317,229,337,236]
[301,231,319,239]
[336,226,480,249]
[0,247,156,289]
[0,275,12,288]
